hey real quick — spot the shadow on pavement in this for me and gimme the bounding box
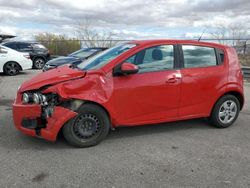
[0,71,29,77]
[0,117,213,150]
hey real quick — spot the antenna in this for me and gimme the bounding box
[198,29,206,42]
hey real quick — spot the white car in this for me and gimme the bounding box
[0,45,32,75]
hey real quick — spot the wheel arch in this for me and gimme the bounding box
[3,61,22,71]
[223,91,244,110]
[32,56,47,69]
[33,55,46,62]
[81,100,111,121]
[57,99,113,139]
[211,90,244,114]
[63,99,111,118]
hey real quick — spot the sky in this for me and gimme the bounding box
[0,0,250,40]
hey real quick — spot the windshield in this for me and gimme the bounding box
[70,48,99,58]
[77,43,136,70]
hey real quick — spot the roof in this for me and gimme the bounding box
[0,34,16,38]
[129,39,228,49]
[2,41,38,44]
[0,34,16,42]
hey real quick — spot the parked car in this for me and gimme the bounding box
[43,47,107,71]
[0,45,32,75]
[13,40,244,147]
[2,41,50,69]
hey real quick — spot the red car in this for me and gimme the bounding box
[13,40,244,147]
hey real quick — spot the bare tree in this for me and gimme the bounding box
[228,24,248,46]
[207,23,227,44]
[206,22,250,54]
[76,18,117,48]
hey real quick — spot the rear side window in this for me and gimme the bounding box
[182,45,217,68]
[18,43,31,49]
[217,48,225,64]
[4,43,16,49]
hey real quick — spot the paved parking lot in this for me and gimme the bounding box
[0,70,250,188]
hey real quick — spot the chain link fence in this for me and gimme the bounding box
[201,39,250,54]
[1,38,250,66]
[39,39,250,55]
[37,38,250,66]
[38,39,129,56]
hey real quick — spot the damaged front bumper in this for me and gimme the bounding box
[12,97,77,141]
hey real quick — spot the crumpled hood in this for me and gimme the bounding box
[19,65,86,92]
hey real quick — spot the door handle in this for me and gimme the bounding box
[166,73,182,84]
[166,77,178,83]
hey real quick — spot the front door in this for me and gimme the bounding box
[111,44,182,125]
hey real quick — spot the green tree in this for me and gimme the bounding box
[35,33,81,56]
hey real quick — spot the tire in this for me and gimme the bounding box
[33,57,45,69]
[3,62,20,76]
[209,95,240,128]
[62,104,110,148]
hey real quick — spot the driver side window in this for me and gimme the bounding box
[125,45,174,73]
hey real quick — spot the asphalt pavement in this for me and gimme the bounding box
[0,70,250,188]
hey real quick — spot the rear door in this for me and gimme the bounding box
[179,44,227,117]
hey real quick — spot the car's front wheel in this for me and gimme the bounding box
[210,95,240,128]
[33,57,46,69]
[3,61,20,76]
[62,104,110,147]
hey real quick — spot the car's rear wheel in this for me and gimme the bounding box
[62,104,110,147]
[210,95,240,128]
[3,62,20,76]
[33,57,45,69]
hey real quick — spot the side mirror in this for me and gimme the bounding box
[113,62,139,76]
[120,62,139,75]
[0,48,8,54]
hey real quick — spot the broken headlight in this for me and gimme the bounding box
[22,93,33,104]
[22,92,57,106]
[23,92,60,118]
[22,92,47,105]
[33,93,47,104]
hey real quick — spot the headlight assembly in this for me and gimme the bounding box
[22,93,34,104]
[33,93,40,104]
[22,92,47,105]
[33,93,47,104]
